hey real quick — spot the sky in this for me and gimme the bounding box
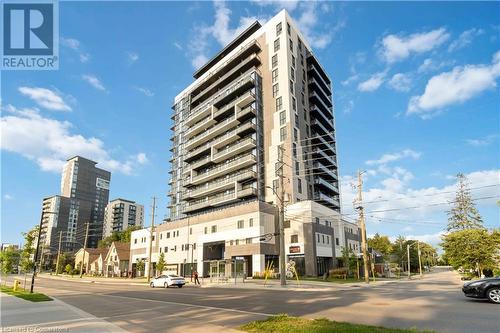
[1,1,499,248]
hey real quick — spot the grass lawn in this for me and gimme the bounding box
[301,277,364,284]
[240,315,434,333]
[1,285,52,302]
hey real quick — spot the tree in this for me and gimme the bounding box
[57,252,74,274]
[341,247,357,277]
[156,253,166,275]
[442,228,499,276]
[20,226,38,273]
[98,225,141,248]
[65,264,73,275]
[368,233,393,259]
[447,173,484,231]
[135,259,145,276]
[0,246,21,274]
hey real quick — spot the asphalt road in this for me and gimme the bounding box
[9,268,500,333]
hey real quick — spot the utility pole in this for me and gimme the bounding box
[277,145,286,287]
[356,170,370,284]
[417,241,423,278]
[55,231,63,276]
[80,222,89,278]
[31,210,56,293]
[147,197,156,283]
[407,244,411,279]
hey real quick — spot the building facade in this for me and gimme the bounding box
[103,199,144,238]
[39,156,111,262]
[139,10,356,277]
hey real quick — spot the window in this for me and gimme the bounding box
[336,238,339,246]
[276,96,282,110]
[237,220,244,229]
[194,243,197,250]
[276,22,282,36]
[315,217,320,224]
[295,113,299,124]
[317,234,320,242]
[230,240,233,246]
[291,67,295,80]
[160,233,163,240]
[164,246,168,253]
[134,239,137,244]
[152,235,155,241]
[249,218,254,227]
[292,55,296,68]
[174,245,177,252]
[287,22,291,35]
[293,128,298,141]
[272,69,278,83]
[280,127,287,141]
[301,92,305,106]
[272,54,278,68]
[327,236,330,244]
[295,161,300,175]
[176,230,179,237]
[292,143,297,157]
[289,39,293,52]
[211,225,217,233]
[236,239,239,245]
[190,228,192,235]
[291,234,298,243]
[274,38,280,52]
[298,38,302,50]
[182,244,184,251]
[273,83,279,97]
[298,179,302,193]
[322,235,325,243]
[246,238,252,244]
[292,97,297,111]
[279,111,286,125]
[289,80,294,94]
[167,232,170,238]
[204,227,208,234]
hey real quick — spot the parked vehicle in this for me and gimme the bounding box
[150,274,186,288]
[462,277,500,304]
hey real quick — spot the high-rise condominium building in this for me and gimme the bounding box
[39,156,111,263]
[103,199,144,238]
[132,10,355,278]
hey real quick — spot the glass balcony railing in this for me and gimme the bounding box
[185,170,256,199]
[189,153,257,185]
[212,137,256,162]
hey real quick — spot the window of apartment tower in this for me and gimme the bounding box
[291,55,296,68]
[272,54,278,68]
[295,161,300,175]
[289,80,294,94]
[290,67,295,80]
[272,69,278,83]
[134,239,137,244]
[291,234,298,243]
[289,39,293,52]
[280,126,287,141]
[276,96,282,110]
[273,83,279,97]
[211,225,217,233]
[164,246,168,253]
[249,218,254,227]
[236,239,239,245]
[287,22,291,34]
[301,92,305,106]
[336,238,339,245]
[298,179,302,193]
[293,128,298,141]
[204,227,207,234]
[295,113,299,124]
[322,235,325,243]
[276,22,282,35]
[292,143,297,157]
[317,233,320,242]
[237,220,244,229]
[315,217,320,224]
[292,97,297,111]
[166,232,170,238]
[279,111,286,125]
[190,228,192,235]
[246,238,252,244]
[298,38,302,50]
[274,38,280,52]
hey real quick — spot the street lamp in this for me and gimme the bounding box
[30,210,57,293]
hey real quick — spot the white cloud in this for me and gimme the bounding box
[3,194,13,200]
[408,51,500,118]
[417,58,455,73]
[388,73,412,92]
[135,87,154,97]
[1,105,143,175]
[466,134,499,146]
[60,37,90,63]
[173,42,183,50]
[127,52,139,63]
[366,149,421,166]
[18,87,72,112]
[380,28,450,63]
[250,0,299,12]
[343,100,354,114]
[357,71,387,92]
[341,74,358,86]
[448,28,484,52]
[82,74,107,92]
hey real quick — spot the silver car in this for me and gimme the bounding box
[150,274,186,288]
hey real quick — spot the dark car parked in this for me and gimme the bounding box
[462,277,500,304]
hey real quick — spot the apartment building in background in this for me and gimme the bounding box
[38,156,111,265]
[133,10,357,277]
[103,199,144,238]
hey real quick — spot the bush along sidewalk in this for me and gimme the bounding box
[240,314,435,333]
[1,285,52,302]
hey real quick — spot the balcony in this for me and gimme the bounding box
[313,161,338,181]
[314,191,340,208]
[212,137,256,163]
[184,110,217,139]
[213,91,256,119]
[313,134,336,156]
[308,77,332,106]
[311,118,334,140]
[185,170,256,199]
[312,148,337,168]
[183,186,258,213]
[185,116,241,151]
[185,104,213,127]
[309,91,333,120]
[189,155,212,170]
[314,175,339,194]
[189,153,257,185]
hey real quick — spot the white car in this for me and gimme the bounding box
[150,274,186,288]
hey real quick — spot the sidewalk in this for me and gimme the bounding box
[0,293,128,332]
